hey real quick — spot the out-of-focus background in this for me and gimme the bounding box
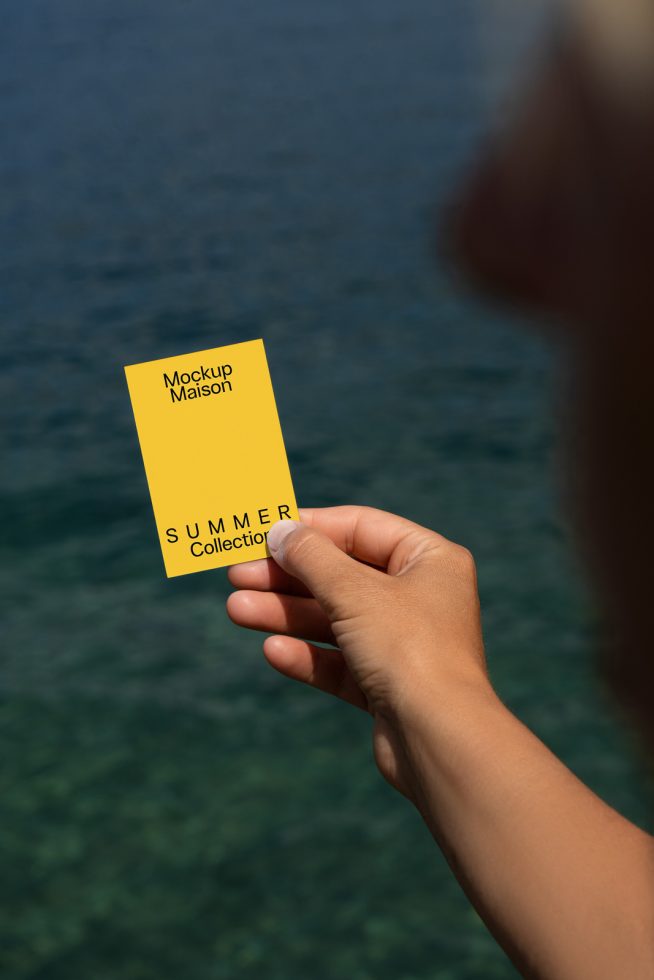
[1,2,650,978]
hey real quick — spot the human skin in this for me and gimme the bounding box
[226,507,654,979]
[442,17,654,746]
[227,5,654,975]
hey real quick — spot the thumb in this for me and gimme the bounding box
[266,519,365,613]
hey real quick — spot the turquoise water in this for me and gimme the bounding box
[1,2,650,977]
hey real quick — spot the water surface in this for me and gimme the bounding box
[1,2,649,978]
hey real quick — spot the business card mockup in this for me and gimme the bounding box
[124,338,299,577]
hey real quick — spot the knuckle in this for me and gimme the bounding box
[284,528,313,561]
[451,543,477,578]
[284,527,316,562]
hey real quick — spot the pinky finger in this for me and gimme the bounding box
[262,634,369,713]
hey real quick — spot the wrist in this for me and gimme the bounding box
[384,661,500,736]
[379,671,508,802]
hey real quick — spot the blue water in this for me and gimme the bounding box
[1,2,649,978]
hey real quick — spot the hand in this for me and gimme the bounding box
[226,505,491,798]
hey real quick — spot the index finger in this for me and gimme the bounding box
[297,505,445,570]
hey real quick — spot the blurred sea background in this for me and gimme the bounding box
[1,2,651,978]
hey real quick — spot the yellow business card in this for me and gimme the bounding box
[124,338,299,577]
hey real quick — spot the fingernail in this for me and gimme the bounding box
[267,519,299,557]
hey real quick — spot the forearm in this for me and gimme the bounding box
[233,507,654,974]
[395,682,654,980]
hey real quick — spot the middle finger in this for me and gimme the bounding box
[226,589,336,645]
